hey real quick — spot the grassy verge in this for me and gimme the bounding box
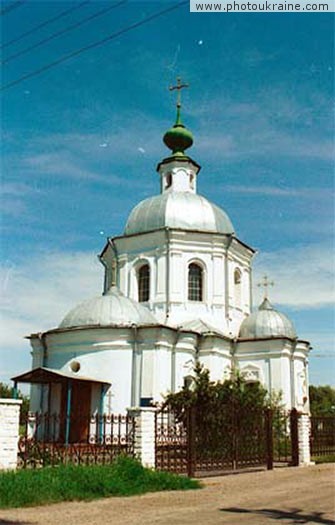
[312,454,335,464]
[0,456,201,509]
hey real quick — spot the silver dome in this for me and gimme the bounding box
[124,192,234,236]
[59,286,157,328]
[239,298,296,340]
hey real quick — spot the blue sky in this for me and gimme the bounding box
[1,1,334,387]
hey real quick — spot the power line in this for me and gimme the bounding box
[2,0,128,65]
[0,1,26,16]
[1,1,188,92]
[0,1,90,49]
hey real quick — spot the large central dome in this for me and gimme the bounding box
[124,191,234,236]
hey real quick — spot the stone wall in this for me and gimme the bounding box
[0,398,22,470]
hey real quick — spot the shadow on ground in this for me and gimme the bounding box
[0,520,32,525]
[220,507,335,524]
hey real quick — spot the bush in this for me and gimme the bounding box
[0,456,200,509]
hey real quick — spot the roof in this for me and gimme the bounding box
[59,286,157,329]
[124,192,234,236]
[180,318,225,336]
[239,298,296,340]
[11,367,111,385]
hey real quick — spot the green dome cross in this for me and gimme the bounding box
[163,77,194,157]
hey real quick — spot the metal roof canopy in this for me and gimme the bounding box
[11,367,111,385]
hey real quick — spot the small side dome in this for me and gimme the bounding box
[239,298,296,340]
[59,286,157,328]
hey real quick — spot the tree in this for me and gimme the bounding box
[164,362,279,415]
[309,385,335,416]
[163,363,281,461]
[0,382,30,416]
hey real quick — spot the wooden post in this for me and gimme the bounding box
[99,384,105,443]
[65,381,72,445]
[290,408,299,466]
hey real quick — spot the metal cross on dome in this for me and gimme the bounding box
[169,77,189,108]
[257,275,274,299]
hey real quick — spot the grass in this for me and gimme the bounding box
[312,454,335,464]
[0,456,201,509]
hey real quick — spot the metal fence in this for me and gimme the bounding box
[18,412,135,468]
[310,416,335,457]
[155,406,298,477]
[272,409,298,466]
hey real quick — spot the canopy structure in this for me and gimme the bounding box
[11,367,111,386]
[12,367,111,445]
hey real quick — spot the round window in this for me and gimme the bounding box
[70,361,81,373]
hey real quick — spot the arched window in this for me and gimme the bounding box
[188,263,203,301]
[234,268,242,306]
[165,172,172,189]
[138,264,150,302]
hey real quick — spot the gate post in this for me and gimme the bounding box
[297,413,312,466]
[127,407,156,469]
[0,398,22,470]
[186,406,195,477]
[290,408,299,466]
[266,409,273,470]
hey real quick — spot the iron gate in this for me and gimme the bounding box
[155,406,298,477]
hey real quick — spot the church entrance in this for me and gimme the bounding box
[60,381,92,443]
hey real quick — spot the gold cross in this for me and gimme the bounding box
[257,275,274,298]
[169,77,189,108]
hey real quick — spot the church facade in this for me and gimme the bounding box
[14,93,311,428]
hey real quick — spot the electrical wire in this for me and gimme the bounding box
[0,1,26,16]
[1,1,188,92]
[2,0,128,65]
[0,1,90,49]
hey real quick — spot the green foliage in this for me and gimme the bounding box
[164,362,280,416]
[312,454,335,464]
[309,385,335,416]
[0,456,200,509]
[163,364,282,461]
[0,382,30,416]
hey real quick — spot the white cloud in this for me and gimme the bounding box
[224,185,332,198]
[191,89,333,162]
[253,243,335,309]
[1,251,103,383]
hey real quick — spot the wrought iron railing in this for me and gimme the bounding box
[310,416,335,457]
[18,412,135,468]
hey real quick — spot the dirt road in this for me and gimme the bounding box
[1,464,334,525]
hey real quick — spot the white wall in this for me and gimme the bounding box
[102,229,253,337]
[0,399,22,470]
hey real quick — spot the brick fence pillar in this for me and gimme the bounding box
[0,398,22,470]
[127,407,156,469]
[298,413,312,466]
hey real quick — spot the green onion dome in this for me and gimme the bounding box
[163,123,193,156]
[163,106,194,156]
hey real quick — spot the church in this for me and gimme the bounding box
[13,82,311,426]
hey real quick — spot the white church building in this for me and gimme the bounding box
[13,88,311,431]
